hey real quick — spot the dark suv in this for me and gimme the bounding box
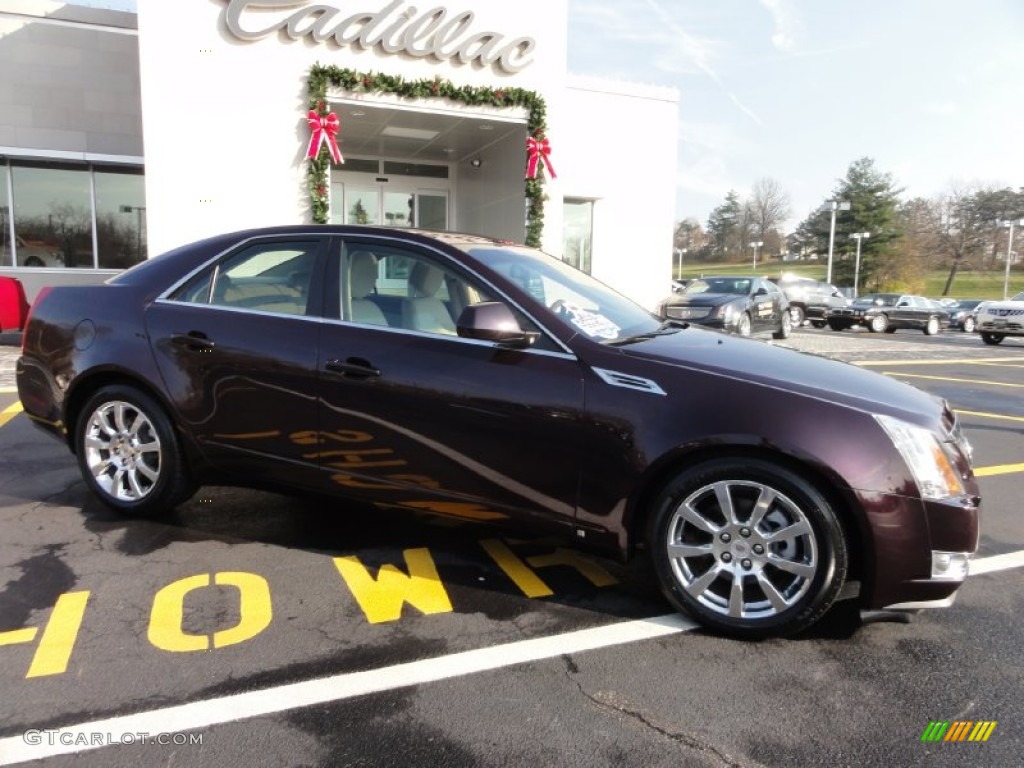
[775,275,849,327]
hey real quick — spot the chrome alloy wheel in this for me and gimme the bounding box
[663,480,818,620]
[83,400,162,501]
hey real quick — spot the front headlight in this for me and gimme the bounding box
[713,303,736,321]
[875,415,964,500]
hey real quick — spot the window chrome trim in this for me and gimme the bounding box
[148,299,578,360]
[156,229,576,356]
[316,314,579,360]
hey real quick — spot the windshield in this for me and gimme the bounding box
[1012,292,1024,302]
[459,245,661,342]
[683,277,751,296]
[853,294,899,307]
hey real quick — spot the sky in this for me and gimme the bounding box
[566,0,1024,228]
[69,0,1024,230]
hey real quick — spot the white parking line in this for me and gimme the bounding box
[1,552,1022,766]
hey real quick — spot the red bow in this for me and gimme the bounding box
[306,111,343,164]
[526,136,556,179]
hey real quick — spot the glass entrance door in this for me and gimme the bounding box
[330,175,449,231]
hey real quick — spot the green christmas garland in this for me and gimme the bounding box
[306,64,549,247]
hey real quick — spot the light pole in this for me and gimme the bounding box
[849,232,870,298]
[749,241,763,271]
[821,200,850,284]
[675,248,687,280]
[999,219,1022,300]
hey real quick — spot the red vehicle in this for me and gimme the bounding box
[16,226,980,638]
[0,275,30,331]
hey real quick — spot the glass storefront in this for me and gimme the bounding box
[0,160,146,269]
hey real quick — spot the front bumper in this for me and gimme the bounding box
[866,492,979,610]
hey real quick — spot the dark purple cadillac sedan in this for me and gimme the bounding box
[16,226,980,638]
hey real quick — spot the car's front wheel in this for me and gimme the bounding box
[962,316,976,333]
[75,385,195,517]
[648,458,848,638]
[981,332,1005,345]
[924,316,940,336]
[869,314,888,333]
[736,312,752,337]
[789,306,805,327]
[827,320,844,331]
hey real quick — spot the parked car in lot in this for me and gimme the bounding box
[774,275,849,327]
[943,299,986,333]
[17,226,980,638]
[826,293,948,335]
[0,275,31,331]
[975,291,1024,344]
[658,275,791,338]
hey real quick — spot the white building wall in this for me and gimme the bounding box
[136,0,567,256]
[560,76,678,311]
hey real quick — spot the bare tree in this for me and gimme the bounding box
[748,177,791,251]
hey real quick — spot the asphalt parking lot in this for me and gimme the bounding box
[0,328,1022,767]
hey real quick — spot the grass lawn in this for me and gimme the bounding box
[677,261,1022,300]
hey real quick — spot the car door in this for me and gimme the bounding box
[145,235,328,485]
[750,279,779,333]
[312,237,587,531]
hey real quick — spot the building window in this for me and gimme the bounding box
[0,160,147,270]
[563,199,594,274]
[95,169,147,268]
[0,164,11,267]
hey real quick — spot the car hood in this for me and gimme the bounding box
[664,293,742,308]
[978,299,1024,313]
[615,328,941,425]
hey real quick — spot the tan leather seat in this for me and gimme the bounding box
[349,252,388,326]
[402,261,456,334]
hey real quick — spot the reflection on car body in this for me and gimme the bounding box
[17,226,979,638]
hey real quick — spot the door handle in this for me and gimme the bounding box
[171,332,216,351]
[325,357,381,379]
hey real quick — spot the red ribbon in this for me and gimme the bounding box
[526,136,556,179]
[306,110,343,164]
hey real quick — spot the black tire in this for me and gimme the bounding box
[736,313,752,337]
[773,309,792,340]
[884,327,897,334]
[924,316,940,336]
[981,332,1005,345]
[648,458,848,639]
[789,306,805,327]
[827,320,844,332]
[962,316,976,333]
[869,314,888,333]
[75,385,195,517]
[810,320,826,329]
[23,256,45,267]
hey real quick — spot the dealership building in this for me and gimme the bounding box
[0,0,678,309]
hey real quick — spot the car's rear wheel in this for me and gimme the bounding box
[75,385,195,517]
[981,332,1005,345]
[789,306,805,326]
[924,316,940,336]
[737,312,752,337]
[962,316,976,333]
[773,309,792,339]
[869,314,888,333]
[648,458,848,638]
[810,320,826,329]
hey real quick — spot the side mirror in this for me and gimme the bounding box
[456,302,539,349]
